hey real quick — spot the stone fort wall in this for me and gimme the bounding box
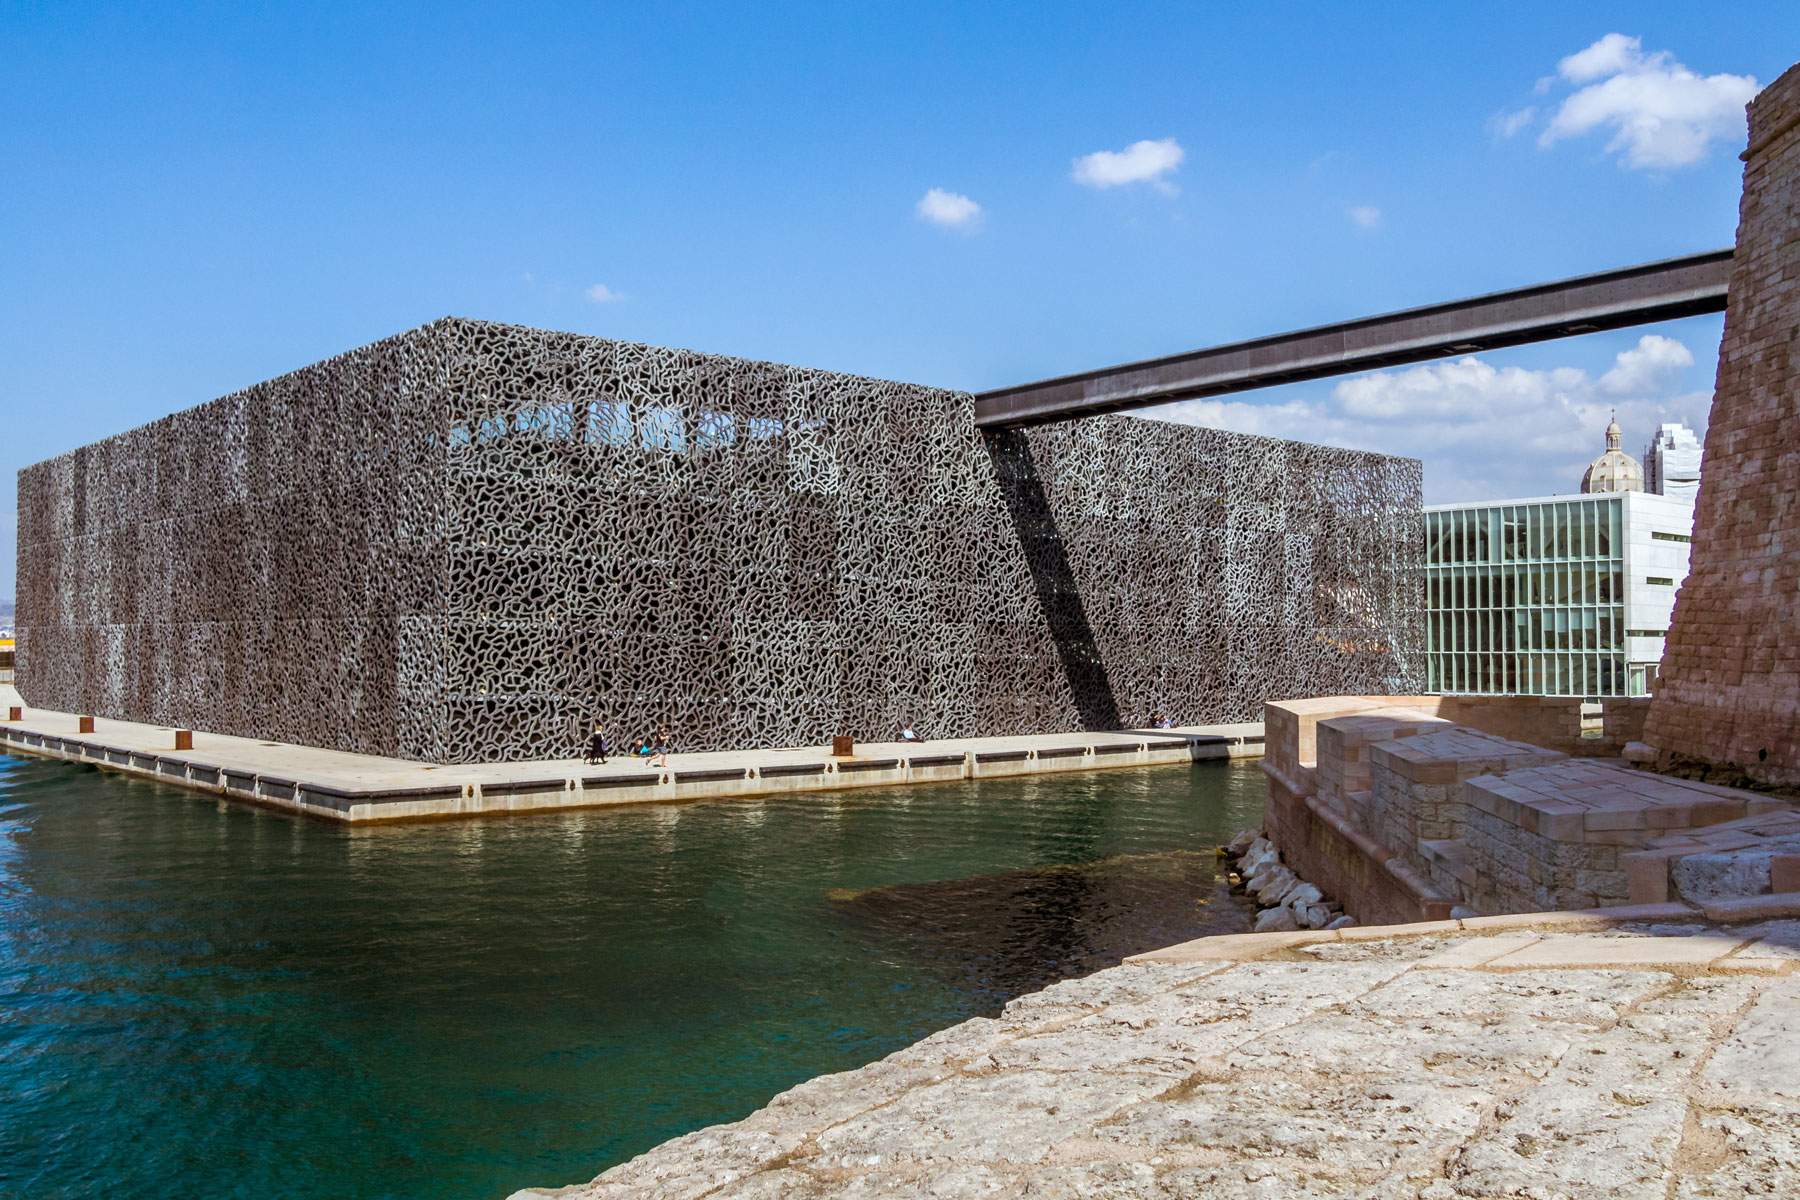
[1644,62,1800,789]
[17,319,1422,762]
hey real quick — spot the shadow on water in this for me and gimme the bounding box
[827,850,1254,1005]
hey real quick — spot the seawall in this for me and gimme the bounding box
[0,688,1262,823]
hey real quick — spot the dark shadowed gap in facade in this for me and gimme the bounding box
[984,429,1123,731]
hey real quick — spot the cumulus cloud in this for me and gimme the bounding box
[585,283,623,302]
[1598,333,1694,394]
[1071,138,1184,193]
[1348,205,1382,230]
[1140,333,1712,504]
[1534,34,1759,168]
[1557,31,1646,84]
[916,187,983,230]
[1488,106,1536,139]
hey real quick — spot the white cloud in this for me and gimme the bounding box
[1598,333,1694,394]
[915,187,983,230]
[1557,32,1646,84]
[1140,334,1712,504]
[1535,34,1759,168]
[585,283,623,302]
[1348,205,1382,230]
[1488,106,1536,139]
[1071,138,1184,193]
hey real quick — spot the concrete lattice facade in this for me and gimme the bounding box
[17,319,1421,763]
[1644,62,1800,789]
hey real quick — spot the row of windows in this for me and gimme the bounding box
[1427,564,1623,609]
[1651,530,1692,543]
[1424,651,1629,698]
[1427,499,1620,566]
[1427,607,1626,655]
[447,403,822,453]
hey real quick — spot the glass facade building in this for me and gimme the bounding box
[1425,496,1626,697]
[1423,491,1694,699]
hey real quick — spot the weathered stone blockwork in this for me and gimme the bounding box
[1644,63,1800,789]
[17,319,1421,762]
[1462,761,1782,913]
[1367,728,1562,881]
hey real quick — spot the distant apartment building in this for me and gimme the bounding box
[1644,421,1703,502]
[1423,418,1698,699]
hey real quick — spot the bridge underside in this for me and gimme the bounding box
[974,249,1732,429]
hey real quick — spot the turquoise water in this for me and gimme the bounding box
[0,752,1262,1199]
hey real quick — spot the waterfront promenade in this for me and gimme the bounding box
[0,684,1261,823]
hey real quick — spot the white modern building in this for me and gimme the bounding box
[1422,419,1699,698]
[1645,422,1703,502]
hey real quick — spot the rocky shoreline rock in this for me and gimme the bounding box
[1221,827,1356,933]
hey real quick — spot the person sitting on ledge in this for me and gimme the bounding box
[900,724,925,743]
[1151,711,1175,730]
[633,737,654,757]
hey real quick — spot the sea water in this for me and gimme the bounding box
[0,751,1261,1199]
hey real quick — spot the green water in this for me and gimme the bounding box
[0,752,1262,1199]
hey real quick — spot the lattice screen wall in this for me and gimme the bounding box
[17,318,1421,763]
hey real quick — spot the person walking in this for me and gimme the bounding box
[585,722,609,766]
[648,723,673,768]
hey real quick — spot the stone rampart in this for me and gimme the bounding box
[1643,62,1800,789]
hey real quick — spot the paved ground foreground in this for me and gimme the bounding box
[513,907,1800,1199]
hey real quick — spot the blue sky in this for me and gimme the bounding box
[4,3,1794,603]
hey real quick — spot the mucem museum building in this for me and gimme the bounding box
[15,319,1422,763]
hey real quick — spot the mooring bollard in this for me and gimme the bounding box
[79,716,96,733]
[6,706,19,721]
[832,734,854,757]
[175,730,193,751]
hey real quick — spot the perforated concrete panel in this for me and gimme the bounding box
[17,318,1422,762]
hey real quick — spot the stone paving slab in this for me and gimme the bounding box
[512,907,1800,1199]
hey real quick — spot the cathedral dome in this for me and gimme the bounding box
[1581,415,1644,494]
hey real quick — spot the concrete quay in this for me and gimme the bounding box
[0,686,1262,823]
[513,902,1800,1200]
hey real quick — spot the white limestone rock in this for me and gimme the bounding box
[1268,877,1306,906]
[1299,903,1334,929]
[1284,882,1323,909]
[1254,905,1301,933]
[1325,914,1358,930]
[1225,829,1261,856]
[1252,869,1297,902]
[1239,847,1279,876]
[1673,850,1776,904]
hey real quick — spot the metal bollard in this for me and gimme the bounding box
[6,706,19,721]
[79,716,95,733]
[175,730,193,751]
[832,734,854,757]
